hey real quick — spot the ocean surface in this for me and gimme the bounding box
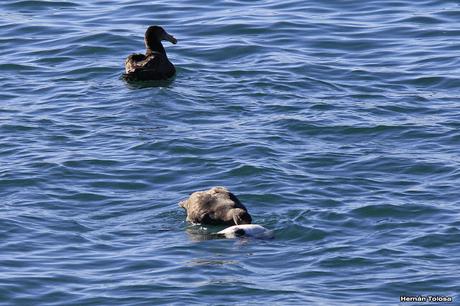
[1,0,459,305]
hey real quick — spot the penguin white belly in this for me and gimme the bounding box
[218,224,274,239]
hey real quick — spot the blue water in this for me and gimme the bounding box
[1,0,460,305]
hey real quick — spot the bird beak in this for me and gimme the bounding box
[164,33,177,44]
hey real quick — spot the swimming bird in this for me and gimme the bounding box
[179,187,252,226]
[217,224,274,239]
[124,25,177,81]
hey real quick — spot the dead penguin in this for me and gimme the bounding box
[218,224,274,239]
[179,187,252,225]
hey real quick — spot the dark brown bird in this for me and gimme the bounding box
[124,25,177,81]
[179,187,252,226]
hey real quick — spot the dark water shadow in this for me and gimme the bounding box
[185,224,226,242]
[121,73,176,89]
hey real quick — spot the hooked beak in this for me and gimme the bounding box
[232,210,252,225]
[164,33,177,44]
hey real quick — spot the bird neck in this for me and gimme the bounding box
[146,40,166,56]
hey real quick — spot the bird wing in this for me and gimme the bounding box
[124,53,159,73]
